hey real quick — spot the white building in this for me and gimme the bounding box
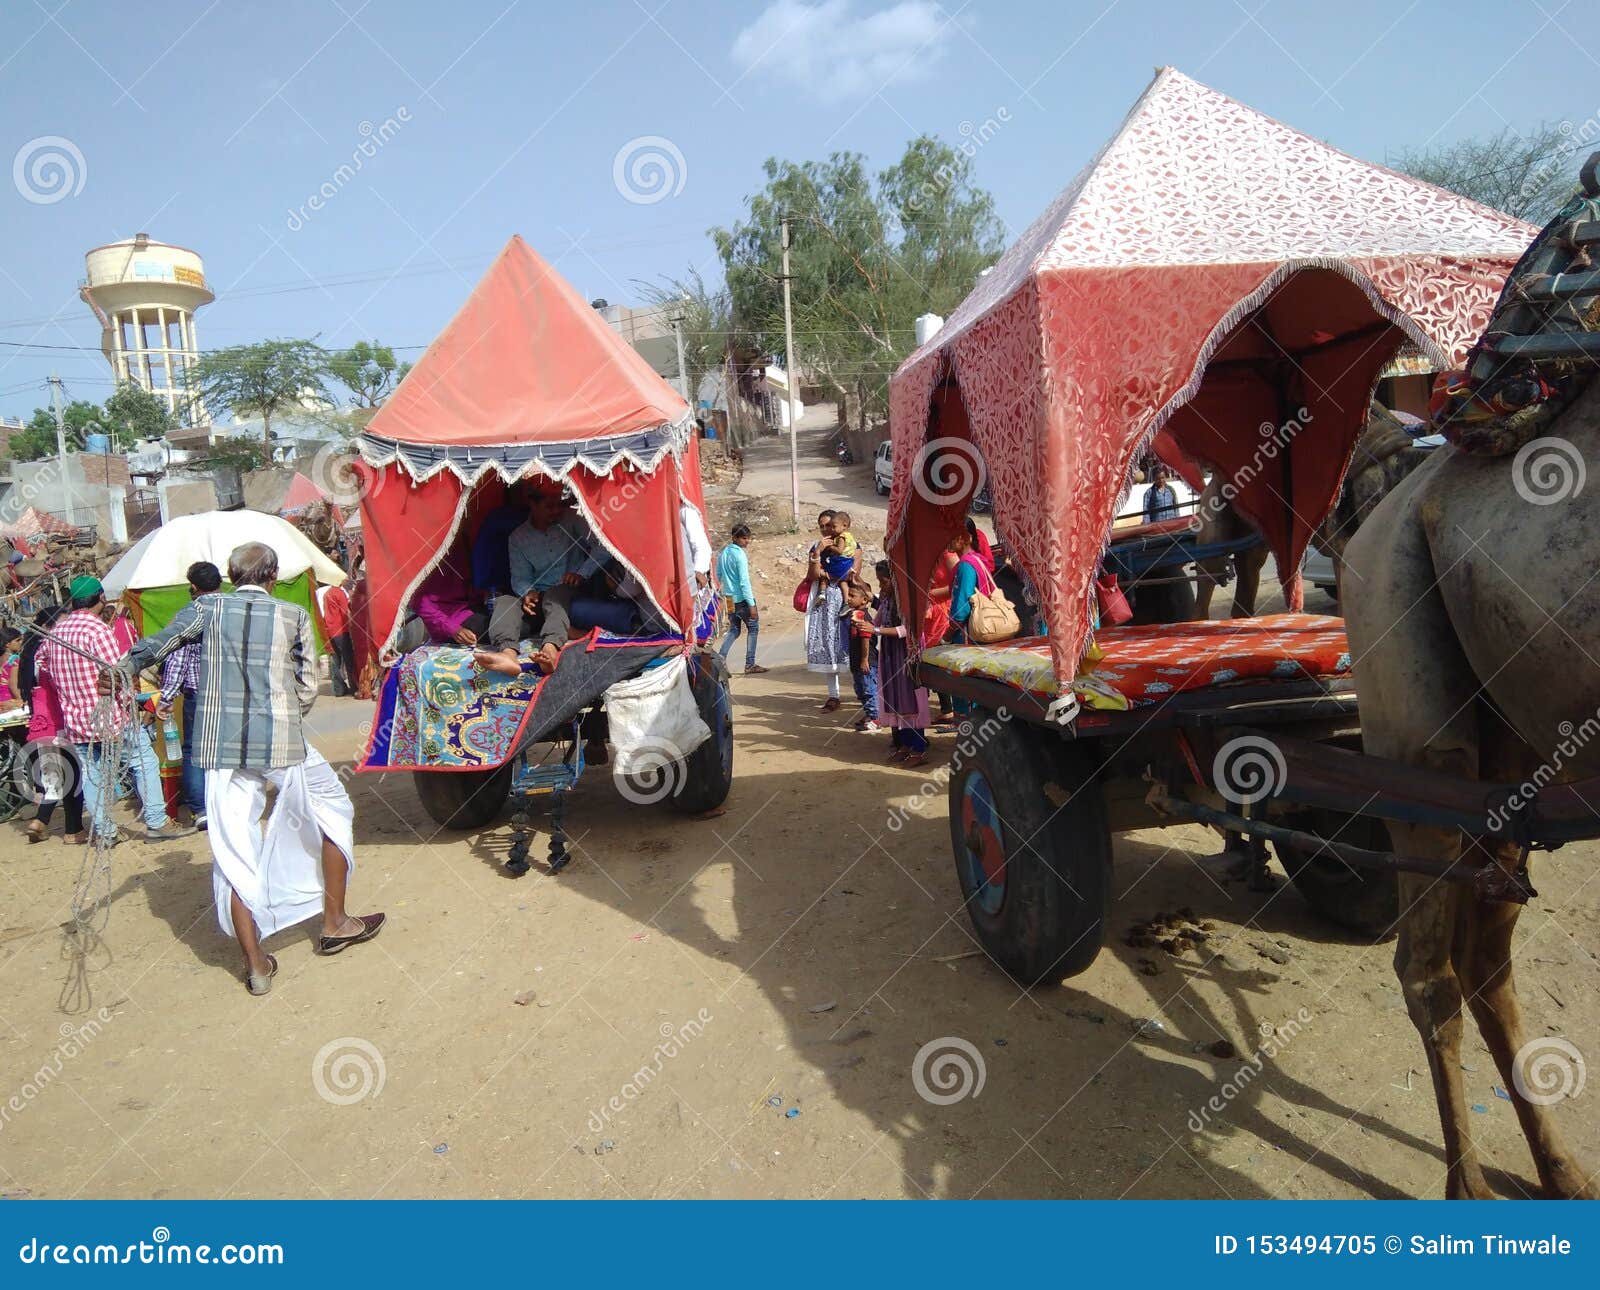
[79,233,214,425]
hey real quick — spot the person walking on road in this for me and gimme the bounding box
[716,523,767,674]
[119,543,384,996]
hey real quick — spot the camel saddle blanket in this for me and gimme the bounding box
[1433,151,1600,457]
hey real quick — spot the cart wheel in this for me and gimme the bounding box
[947,720,1111,984]
[668,651,734,815]
[413,762,514,830]
[1275,810,1398,938]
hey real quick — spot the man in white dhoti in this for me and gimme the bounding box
[118,541,385,995]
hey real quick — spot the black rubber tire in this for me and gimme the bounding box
[1276,810,1399,938]
[413,762,514,830]
[668,650,734,815]
[1130,574,1196,625]
[947,718,1112,984]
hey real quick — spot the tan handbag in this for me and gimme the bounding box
[967,583,1020,643]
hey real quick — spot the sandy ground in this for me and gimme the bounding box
[1,442,1594,1201]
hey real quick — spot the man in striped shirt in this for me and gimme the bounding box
[38,575,188,843]
[120,542,383,995]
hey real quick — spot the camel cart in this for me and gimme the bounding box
[887,68,1566,984]
[354,237,733,874]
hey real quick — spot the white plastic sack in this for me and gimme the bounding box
[603,655,711,786]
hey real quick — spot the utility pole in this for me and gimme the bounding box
[780,215,800,527]
[670,303,689,404]
[48,373,73,523]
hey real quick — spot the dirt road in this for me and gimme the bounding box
[1,663,1595,1200]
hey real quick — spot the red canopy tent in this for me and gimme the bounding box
[888,67,1534,684]
[354,236,700,653]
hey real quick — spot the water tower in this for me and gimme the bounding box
[80,233,214,426]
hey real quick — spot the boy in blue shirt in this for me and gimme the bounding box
[715,523,767,674]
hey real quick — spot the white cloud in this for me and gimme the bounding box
[731,0,952,103]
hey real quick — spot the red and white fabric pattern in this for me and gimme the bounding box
[888,67,1535,689]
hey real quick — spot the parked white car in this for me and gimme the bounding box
[873,439,893,494]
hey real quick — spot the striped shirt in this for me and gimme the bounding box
[158,640,202,703]
[125,588,317,770]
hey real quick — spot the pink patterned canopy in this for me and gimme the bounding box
[888,67,1534,685]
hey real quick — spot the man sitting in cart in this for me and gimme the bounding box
[473,584,565,677]
[486,477,601,651]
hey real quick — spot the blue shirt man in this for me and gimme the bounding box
[715,523,766,673]
[1142,465,1180,523]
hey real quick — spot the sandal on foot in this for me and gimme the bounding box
[819,697,841,713]
[316,912,386,956]
[743,664,769,675]
[247,954,278,996]
[903,753,930,769]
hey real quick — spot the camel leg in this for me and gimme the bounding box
[1457,842,1597,1199]
[1389,820,1496,1200]
[1194,557,1223,619]
[1230,545,1267,618]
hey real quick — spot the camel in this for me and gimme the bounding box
[1312,401,1432,588]
[1343,371,1600,1199]
[1192,474,1269,619]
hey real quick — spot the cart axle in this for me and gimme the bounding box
[1146,784,1537,904]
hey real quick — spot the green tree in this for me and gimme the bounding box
[101,380,177,446]
[636,269,730,428]
[713,134,1004,430]
[329,340,412,407]
[1392,124,1579,224]
[4,400,102,462]
[195,435,272,474]
[186,339,332,456]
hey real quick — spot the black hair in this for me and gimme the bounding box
[817,508,836,522]
[730,523,751,540]
[874,560,893,581]
[72,592,103,611]
[187,560,223,593]
[16,605,62,704]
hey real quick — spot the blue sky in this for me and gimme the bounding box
[0,0,1593,422]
